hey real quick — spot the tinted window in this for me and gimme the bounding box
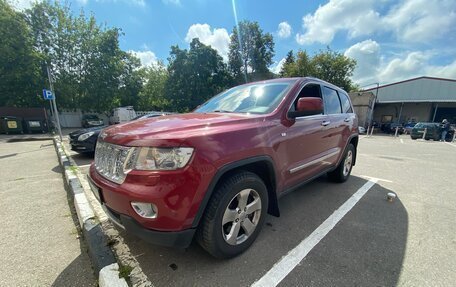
[322,87,342,114]
[339,92,353,113]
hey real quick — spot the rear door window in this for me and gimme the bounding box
[338,92,353,113]
[322,86,342,114]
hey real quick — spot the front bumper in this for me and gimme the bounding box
[69,137,97,153]
[102,203,195,248]
[87,159,215,247]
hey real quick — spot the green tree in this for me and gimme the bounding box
[138,62,169,111]
[0,0,45,107]
[228,21,274,84]
[280,48,356,91]
[26,1,143,112]
[311,48,356,91]
[165,38,231,112]
[279,50,295,77]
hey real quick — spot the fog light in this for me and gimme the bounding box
[131,202,157,218]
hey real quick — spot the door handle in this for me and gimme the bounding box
[321,121,331,126]
[344,118,351,122]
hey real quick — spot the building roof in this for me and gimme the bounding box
[362,76,456,103]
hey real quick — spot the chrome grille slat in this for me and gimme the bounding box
[94,140,134,184]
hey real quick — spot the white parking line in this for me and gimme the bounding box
[444,142,456,148]
[360,175,393,183]
[400,139,404,144]
[251,179,378,287]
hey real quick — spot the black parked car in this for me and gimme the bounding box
[70,113,168,154]
[81,114,104,128]
[381,122,404,134]
[69,126,105,153]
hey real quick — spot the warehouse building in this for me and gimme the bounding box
[350,76,456,128]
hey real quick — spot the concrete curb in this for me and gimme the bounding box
[53,137,129,287]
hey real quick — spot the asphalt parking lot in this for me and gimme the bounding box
[63,134,456,286]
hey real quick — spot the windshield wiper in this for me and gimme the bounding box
[211,110,233,113]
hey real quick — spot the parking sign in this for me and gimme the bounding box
[42,89,54,100]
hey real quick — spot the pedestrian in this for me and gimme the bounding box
[440,119,450,141]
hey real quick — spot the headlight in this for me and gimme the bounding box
[131,147,194,170]
[78,131,94,141]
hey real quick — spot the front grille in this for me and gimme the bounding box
[94,140,135,184]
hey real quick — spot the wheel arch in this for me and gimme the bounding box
[191,156,279,229]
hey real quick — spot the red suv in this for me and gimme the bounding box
[88,77,358,258]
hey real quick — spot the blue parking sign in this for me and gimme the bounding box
[42,89,54,100]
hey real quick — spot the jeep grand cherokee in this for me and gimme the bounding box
[88,77,359,258]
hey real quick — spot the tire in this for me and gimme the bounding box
[411,137,417,140]
[196,171,268,258]
[328,144,355,183]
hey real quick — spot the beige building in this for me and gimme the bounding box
[351,76,456,127]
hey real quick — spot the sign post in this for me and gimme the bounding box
[45,65,63,141]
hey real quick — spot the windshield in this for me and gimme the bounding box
[194,81,295,115]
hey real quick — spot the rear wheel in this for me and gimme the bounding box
[328,144,355,183]
[197,171,268,258]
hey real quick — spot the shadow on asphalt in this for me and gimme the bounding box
[6,137,53,142]
[0,153,17,159]
[52,165,63,173]
[116,175,408,287]
[51,253,96,287]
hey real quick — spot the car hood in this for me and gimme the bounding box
[100,113,262,146]
[69,126,106,137]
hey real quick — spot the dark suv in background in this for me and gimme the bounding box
[88,77,359,258]
[410,122,441,140]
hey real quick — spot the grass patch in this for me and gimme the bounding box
[118,265,133,280]
[68,165,78,174]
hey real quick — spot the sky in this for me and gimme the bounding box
[11,0,456,87]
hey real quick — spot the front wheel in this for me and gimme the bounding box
[328,144,355,183]
[197,171,268,258]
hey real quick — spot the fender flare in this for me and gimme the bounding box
[191,155,279,228]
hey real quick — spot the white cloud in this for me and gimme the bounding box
[345,40,456,86]
[129,50,158,67]
[378,52,431,83]
[270,58,286,74]
[427,60,456,79]
[277,22,292,39]
[185,23,230,61]
[296,0,456,45]
[296,0,380,45]
[383,0,456,43]
[344,39,381,85]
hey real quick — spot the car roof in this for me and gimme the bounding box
[239,77,347,93]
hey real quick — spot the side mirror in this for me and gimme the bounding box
[288,97,324,118]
